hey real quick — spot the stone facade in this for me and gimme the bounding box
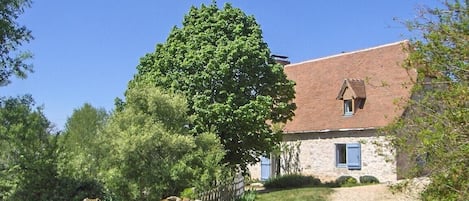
[249,129,397,183]
[248,163,262,181]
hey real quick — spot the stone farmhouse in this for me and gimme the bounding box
[249,41,417,183]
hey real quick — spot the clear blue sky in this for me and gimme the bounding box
[2,0,439,130]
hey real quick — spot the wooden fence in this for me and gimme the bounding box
[198,174,244,201]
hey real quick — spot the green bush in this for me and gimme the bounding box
[359,175,380,184]
[9,177,107,201]
[322,181,341,188]
[180,187,196,199]
[335,176,357,186]
[263,174,321,189]
[236,190,256,201]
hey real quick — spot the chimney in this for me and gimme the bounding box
[272,54,290,66]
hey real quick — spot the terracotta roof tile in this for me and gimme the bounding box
[283,41,417,133]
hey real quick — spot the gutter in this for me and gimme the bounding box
[283,127,378,134]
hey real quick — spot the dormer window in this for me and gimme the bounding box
[336,79,366,116]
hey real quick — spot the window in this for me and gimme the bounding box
[344,99,353,116]
[336,143,361,170]
[336,144,347,167]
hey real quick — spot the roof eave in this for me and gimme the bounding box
[283,127,378,134]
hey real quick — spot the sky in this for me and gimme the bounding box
[2,0,440,130]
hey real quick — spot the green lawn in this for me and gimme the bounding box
[255,187,332,201]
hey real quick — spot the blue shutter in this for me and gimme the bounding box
[346,143,361,170]
[260,156,271,181]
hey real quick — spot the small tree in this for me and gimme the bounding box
[386,0,468,200]
[0,95,57,200]
[57,103,108,180]
[268,123,299,177]
[277,141,301,175]
[100,86,224,200]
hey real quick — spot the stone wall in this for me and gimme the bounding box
[249,129,397,183]
[248,163,261,181]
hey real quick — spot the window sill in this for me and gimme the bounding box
[336,164,347,168]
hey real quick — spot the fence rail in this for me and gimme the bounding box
[198,174,244,201]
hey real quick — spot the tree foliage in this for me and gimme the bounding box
[0,0,34,86]
[386,0,468,200]
[100,86,225,200]
[0,98,108,201]
[128,3,296,171]
[57,103,108,180]
[0,95,56,200]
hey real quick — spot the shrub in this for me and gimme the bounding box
[359,175,380,184]
[9,177,107,201]
[263,174,321,189]
[180,187,196,199]
[323,181,341,188]
[335,176,357,186]
[236,190,256,201]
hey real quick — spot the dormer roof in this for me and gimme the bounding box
[336,79,366,100]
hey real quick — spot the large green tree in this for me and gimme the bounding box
[129,3,296,171]
[0,95,56,200]
[387,0,468,200]
[0,0,33,86]
[100,86,225,200]
[57,103,108,180]
[0,97,107,201]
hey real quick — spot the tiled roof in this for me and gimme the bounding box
[283,41,417,133]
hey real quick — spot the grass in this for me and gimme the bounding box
[255,187,332,201]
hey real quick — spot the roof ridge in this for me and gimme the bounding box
[285,40,409,68]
